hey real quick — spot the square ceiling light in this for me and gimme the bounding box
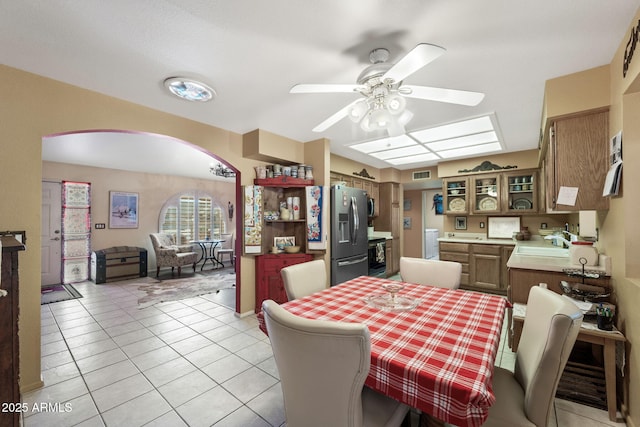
[347,114,503,167]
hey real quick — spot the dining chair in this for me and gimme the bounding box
[215,233,234,266]
[262,299,410,427]
[399,257,462,289]
[281,259,327,300]
[484,286,583,427]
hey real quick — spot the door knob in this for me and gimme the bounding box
[51,237,60,241]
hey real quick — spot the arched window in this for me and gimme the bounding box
[159,191,226,244]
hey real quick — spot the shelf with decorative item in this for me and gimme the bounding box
[254,176,314,187]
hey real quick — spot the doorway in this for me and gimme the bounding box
[41,181,62,286]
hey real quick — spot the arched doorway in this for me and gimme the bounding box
[41,129,242,313]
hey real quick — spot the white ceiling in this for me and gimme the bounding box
[4,0,639,175]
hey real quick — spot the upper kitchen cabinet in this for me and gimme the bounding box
[545,110,609,211]
[330,171,379,216]
[502,169,538,213]
[470,174,502,214]
[443,177,469,215]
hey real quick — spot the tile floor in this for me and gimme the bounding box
[24,277,626,426]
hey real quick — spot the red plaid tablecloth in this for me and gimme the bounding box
[257,275,507,427]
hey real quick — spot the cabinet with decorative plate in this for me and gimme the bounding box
[470,174,501,214]
[502,169,538,213]
[443,177,468,214]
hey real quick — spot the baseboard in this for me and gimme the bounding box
[236,310,254,318]
[20,378,44,393]
[621,403,636,427]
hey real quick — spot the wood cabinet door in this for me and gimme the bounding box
[470,174,501,214]
[552,111,609,211]
[470,253,502,290]
[502,170,538,213]
[443,177,469,214]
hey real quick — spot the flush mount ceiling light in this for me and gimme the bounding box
[164,77,216,102]
[348,114,503,167]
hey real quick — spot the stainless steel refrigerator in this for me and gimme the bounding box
[330,185,369,286]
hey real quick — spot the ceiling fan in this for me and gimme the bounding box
[290,44,485,137]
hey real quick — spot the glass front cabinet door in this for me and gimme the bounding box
[443,177,469,214]
[470,174,502,214]
[502,170,538,213]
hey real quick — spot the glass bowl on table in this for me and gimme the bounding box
[365,282,419,312]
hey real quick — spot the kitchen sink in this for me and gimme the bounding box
[515,245,569,257]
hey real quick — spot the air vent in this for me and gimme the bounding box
[412,170,431,180]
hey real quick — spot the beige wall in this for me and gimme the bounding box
[42,161,235,270]
[599,8,640,424]
[437,149,539,178]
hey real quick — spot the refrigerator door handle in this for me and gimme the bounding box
[337,256,368,267]
[350,196,359,245]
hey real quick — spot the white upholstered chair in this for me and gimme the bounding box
[399,257,462,289]
[215,233,234,266]
[484,286,583,427]
[149,233,198,277]
[281,259,327,300]
[262,299,410,427]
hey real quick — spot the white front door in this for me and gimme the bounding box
[41,181,62,286]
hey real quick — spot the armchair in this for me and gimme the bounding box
[149,233,198,277]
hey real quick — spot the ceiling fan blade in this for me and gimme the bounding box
[383,43,445,83]
[402,85,485,106]
[290,84,361,94]
[312,100,361,132]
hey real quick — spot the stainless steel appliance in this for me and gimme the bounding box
[367,196,375,218]
[367,237,386,277]
[330,185,368,286]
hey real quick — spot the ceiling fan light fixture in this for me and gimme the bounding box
[368,108,392,130]
[348,99,369,123]
[386,94,406,115]
[164,77,216,102]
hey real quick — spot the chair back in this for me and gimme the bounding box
[399,257,462,289]
[219,233,233,249]
[262,299,370,427]
[281,259,327,300]
[515,286,583,427]
[149,233,175,251]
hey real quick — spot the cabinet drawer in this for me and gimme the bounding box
[460,273,469,285]
[440,242,469,252]
[440,251,469,264]
[471,244,501,255]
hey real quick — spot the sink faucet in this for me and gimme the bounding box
[562,230,578,242]
[544,234,571,248]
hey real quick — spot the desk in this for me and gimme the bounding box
[511,303,625,421]
[258,276,507,427]
[191,239,224,270]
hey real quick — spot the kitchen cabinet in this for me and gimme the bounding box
[501,169,539,213]
[378,182,401,275]
[330,172,379,216]
[385,241,393,277]
[545,110,609,211]
[470,244,502,290]
[470,174,502,214]
[443,170,541,215]
[255,253,313,312]
[439,241,512,294]
[443,177,469,215]
[438,242,470,286]
[1,236,25,427]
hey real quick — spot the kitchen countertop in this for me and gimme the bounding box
[438,232,515,245]
[506,239,611,275]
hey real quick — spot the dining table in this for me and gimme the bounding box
[190,239,225,270]
[257,275,508,427]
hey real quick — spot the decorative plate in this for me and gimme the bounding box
[479,197,497,211]
[513,198,533,210]
[448,197,466,212]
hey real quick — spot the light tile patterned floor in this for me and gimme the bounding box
[24,277,625,426]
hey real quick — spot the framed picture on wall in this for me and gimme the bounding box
[455,216,467,230]
[109,191,139,228]
[403,217,412,229]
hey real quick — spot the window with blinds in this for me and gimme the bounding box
[159,192,225,244]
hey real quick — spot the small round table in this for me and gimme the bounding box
[191,239,225,270]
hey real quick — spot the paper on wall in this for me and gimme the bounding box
[556,186,578,206]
